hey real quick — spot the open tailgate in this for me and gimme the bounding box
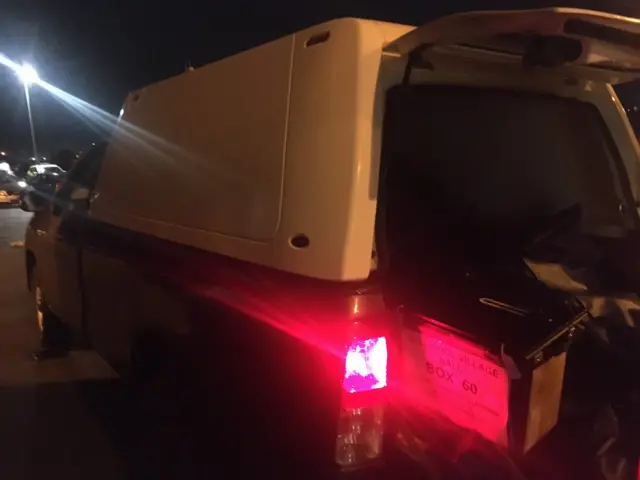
[384,8,640,84]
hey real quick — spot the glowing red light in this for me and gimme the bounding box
[343,336,388,393]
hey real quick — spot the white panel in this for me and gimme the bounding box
[96,35,294,241]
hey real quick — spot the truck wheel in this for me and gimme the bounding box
[31,267,70,353]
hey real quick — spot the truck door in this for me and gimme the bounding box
[49,143,106,338]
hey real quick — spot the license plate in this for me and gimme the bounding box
[402,324,510,445]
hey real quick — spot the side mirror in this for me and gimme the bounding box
[51,186,90,217]
[20,191,47,213]
[70,187,90,201]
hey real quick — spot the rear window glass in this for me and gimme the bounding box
[382,85,626,233]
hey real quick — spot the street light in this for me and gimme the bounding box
[16,63,39,161]
[16,63,39,86]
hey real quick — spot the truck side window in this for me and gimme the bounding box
[57,143,107,199]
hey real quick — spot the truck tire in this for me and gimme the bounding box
[31,266,70,351]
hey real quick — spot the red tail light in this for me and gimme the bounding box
[343,336,388,394]
[336,334,389,469]
[55,183,62,193]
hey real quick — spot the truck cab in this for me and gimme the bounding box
[23,8,640,478]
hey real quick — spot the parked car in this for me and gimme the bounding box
[0,171,24,205]
[19,167,65,210]
[24,163,65,183]
[21,8,640,478]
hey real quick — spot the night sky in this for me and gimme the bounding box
[0,0,638,156]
